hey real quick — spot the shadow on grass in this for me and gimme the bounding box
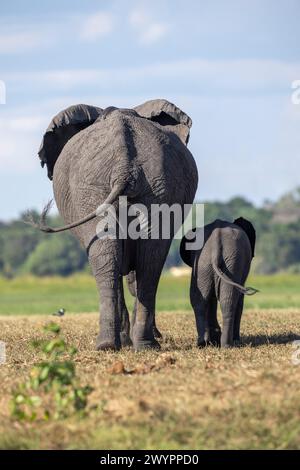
[241,332,300,347]
[160,332,300,350]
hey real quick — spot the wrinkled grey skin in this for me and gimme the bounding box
[180,218,257,348]
[33,100,198,351]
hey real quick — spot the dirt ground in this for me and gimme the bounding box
[0,309,299,449]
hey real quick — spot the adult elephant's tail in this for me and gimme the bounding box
[212,262,258,296]
[23,182,126,233]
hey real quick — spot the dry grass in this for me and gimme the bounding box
[0,309,300,449]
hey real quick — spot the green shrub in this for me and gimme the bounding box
[11,322,93,421]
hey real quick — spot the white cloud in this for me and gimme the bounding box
[129,9,148,29]
[140,23,170,45]
[0,129,36,172]
[8,116,45,132]
[80,12,114,41]
[129,7,170,45]
[0,31,48,54]
[0,113,48,172]
[0,11,115,54]
[7,58,300,94]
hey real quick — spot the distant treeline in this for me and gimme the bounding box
[1,188,300,277]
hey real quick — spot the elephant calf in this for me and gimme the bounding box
[180,217,258,348]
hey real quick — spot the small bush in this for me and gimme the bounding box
[11,322,93,421]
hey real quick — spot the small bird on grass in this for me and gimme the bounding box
[52,308,65,317]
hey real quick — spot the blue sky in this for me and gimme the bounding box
[0,0,300,220]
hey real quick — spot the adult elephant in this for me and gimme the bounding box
[30,99,198,351]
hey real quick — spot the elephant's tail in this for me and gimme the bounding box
[212,262,258,296]
[23,183,126,233]
[126,271,136,297]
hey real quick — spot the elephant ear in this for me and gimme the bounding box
[180,228,198,267]
[233,217,256,258]
[39,104,103,180]
[134,99,192,145]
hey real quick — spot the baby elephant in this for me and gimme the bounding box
[180,217,258,348]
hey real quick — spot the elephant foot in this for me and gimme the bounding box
[221,343,232,349]
[207,335,221,348]
[120,331,132,347]
[96,334,121,351]
[205,329,221,347]
[203,335,221,347]
[197,339,207,348]
[153,326,162,339]
[133,339,161,352]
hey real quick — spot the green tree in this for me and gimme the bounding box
[23,234,87,276]
[1,188,300,275]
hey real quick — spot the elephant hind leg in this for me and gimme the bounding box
[194,303,207,348]
[205,296,221,346]
[118,276,132,347]
[130,298,162,341]
[87,236,122,351]
[126,270,136,296]
[153,321,162,339]
[219,284,240,348]
[233,294,244,344]
[127,270,162,340]
[190,280,208,348]
[132,239,170,351]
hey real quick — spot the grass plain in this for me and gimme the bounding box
[1,272,300,315]
[0,273,299,449]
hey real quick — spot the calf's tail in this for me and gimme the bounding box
[212,262,258,296]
